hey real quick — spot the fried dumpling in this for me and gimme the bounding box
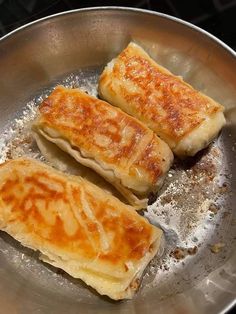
[99,42,226,158]
[0,158,163,300]
[33,86,173,209]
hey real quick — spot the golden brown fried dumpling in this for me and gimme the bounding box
[0,158,163,300]
[99,42,226,158]
[33,86,173,209]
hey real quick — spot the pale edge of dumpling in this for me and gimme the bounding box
[39,232,163,300]
[33,132,129,202]
[174,111,225,157]
[0,220,162,300]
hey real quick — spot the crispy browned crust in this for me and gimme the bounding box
[38,86,172,188]
[99,43,224,146]
[0,158,159,265]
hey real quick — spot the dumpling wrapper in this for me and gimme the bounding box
[0,158,163,300]
[33,132,126,202]
[33,86,173,209]
[99,42,226,158]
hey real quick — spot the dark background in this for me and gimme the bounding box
[0,0,235,313]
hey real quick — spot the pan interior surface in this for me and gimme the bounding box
[0,7,235,314]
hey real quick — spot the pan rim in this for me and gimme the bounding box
[0,6,235,59]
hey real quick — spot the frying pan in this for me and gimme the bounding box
[0,7,235,314]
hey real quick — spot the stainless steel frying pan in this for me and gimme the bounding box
[0,7,235,314]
